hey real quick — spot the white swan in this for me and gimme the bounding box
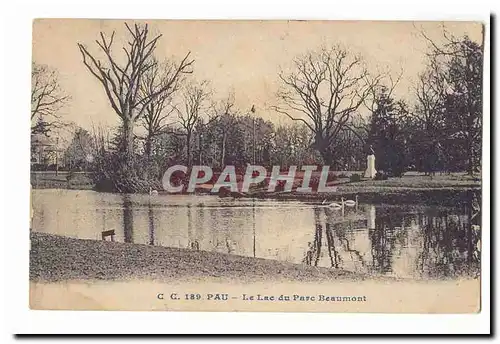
[149,187,158,196]
[328,197,344,209]
[343,195,358,207]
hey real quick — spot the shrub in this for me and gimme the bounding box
[328,172,339,181]
[392,166,405,178]
[374,171,388,180]
[307,175,321,191]
[90,150,162,193]
[254,179,269,190]
[274,179,287,192]
[66,169,75,182]
[31,163,47,171]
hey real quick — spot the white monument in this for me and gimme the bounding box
[364,154,377,179]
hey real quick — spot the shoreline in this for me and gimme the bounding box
[30,232,478,284]
[30,232,367,283]
[32,184,481,206]
[256,187,481,206]
[31,171,481,192]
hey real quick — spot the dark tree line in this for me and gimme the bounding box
[374,32,483,176]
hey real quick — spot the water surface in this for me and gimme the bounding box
[32,189,481,280]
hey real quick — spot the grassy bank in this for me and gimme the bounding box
[261,189,480,207]
[30,171,481,206]
[248,174,481,206]
[30,232,361,283]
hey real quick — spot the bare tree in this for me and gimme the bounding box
[176,81,211,166]
[354,68,404,140]
[31,63,68,135]
[77,22,194,165]
[413,65,446,133]
[139,58,188,157]
[210,92,237,167]
[272,46,380,165]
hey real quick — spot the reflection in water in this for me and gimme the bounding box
[252,198,256,258]
[414,190,481,278]
[369,209,404,275]
[300,194,480,279]
[325,223,340,269]
[148,201,154,246]
[304,209,321,267]
[32,189,481,280]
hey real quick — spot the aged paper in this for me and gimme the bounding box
[30,19,483,313]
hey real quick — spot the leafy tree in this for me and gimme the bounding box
[418,30,483,175]
[368,88,409,176]
[64,128,93,170]
[442,37,483,174]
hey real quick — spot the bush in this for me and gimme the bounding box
[349,173,362,182]
[90,150,162,193]
[274,179,287,192]
[31,163,47,171]
[66,170,75,182]
[307,175,321,191]
[253,179,269,190]
[392,165,405,178]
[374,171,388,180]
[328,172,339,181]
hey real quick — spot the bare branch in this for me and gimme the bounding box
[273,45,379,162]
[31,63,69,134]
[77,23,194,125]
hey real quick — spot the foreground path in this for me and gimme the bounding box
[30,232,359,283]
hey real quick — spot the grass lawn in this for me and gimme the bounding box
[257,172,481,205]
[336,172,480,190]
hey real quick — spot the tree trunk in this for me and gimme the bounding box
[319,148,333,166]
[145,132,152,158]
[314,134,333,166]
[198,132,203,165]
[144,131,153,180]
[221,132,226,167]
[123,119,135,167]
[467,133,474,176]
[186,130,192,166]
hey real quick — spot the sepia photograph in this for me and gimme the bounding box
[28,18,484,313]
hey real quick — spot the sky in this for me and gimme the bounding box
[32,19,483,132]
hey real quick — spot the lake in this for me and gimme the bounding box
[31,189,480,280]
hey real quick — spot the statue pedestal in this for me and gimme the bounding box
[364,154,377,179]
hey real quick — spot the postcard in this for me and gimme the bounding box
[30,19,483,313]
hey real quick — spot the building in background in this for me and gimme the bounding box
[31,134,60,169]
